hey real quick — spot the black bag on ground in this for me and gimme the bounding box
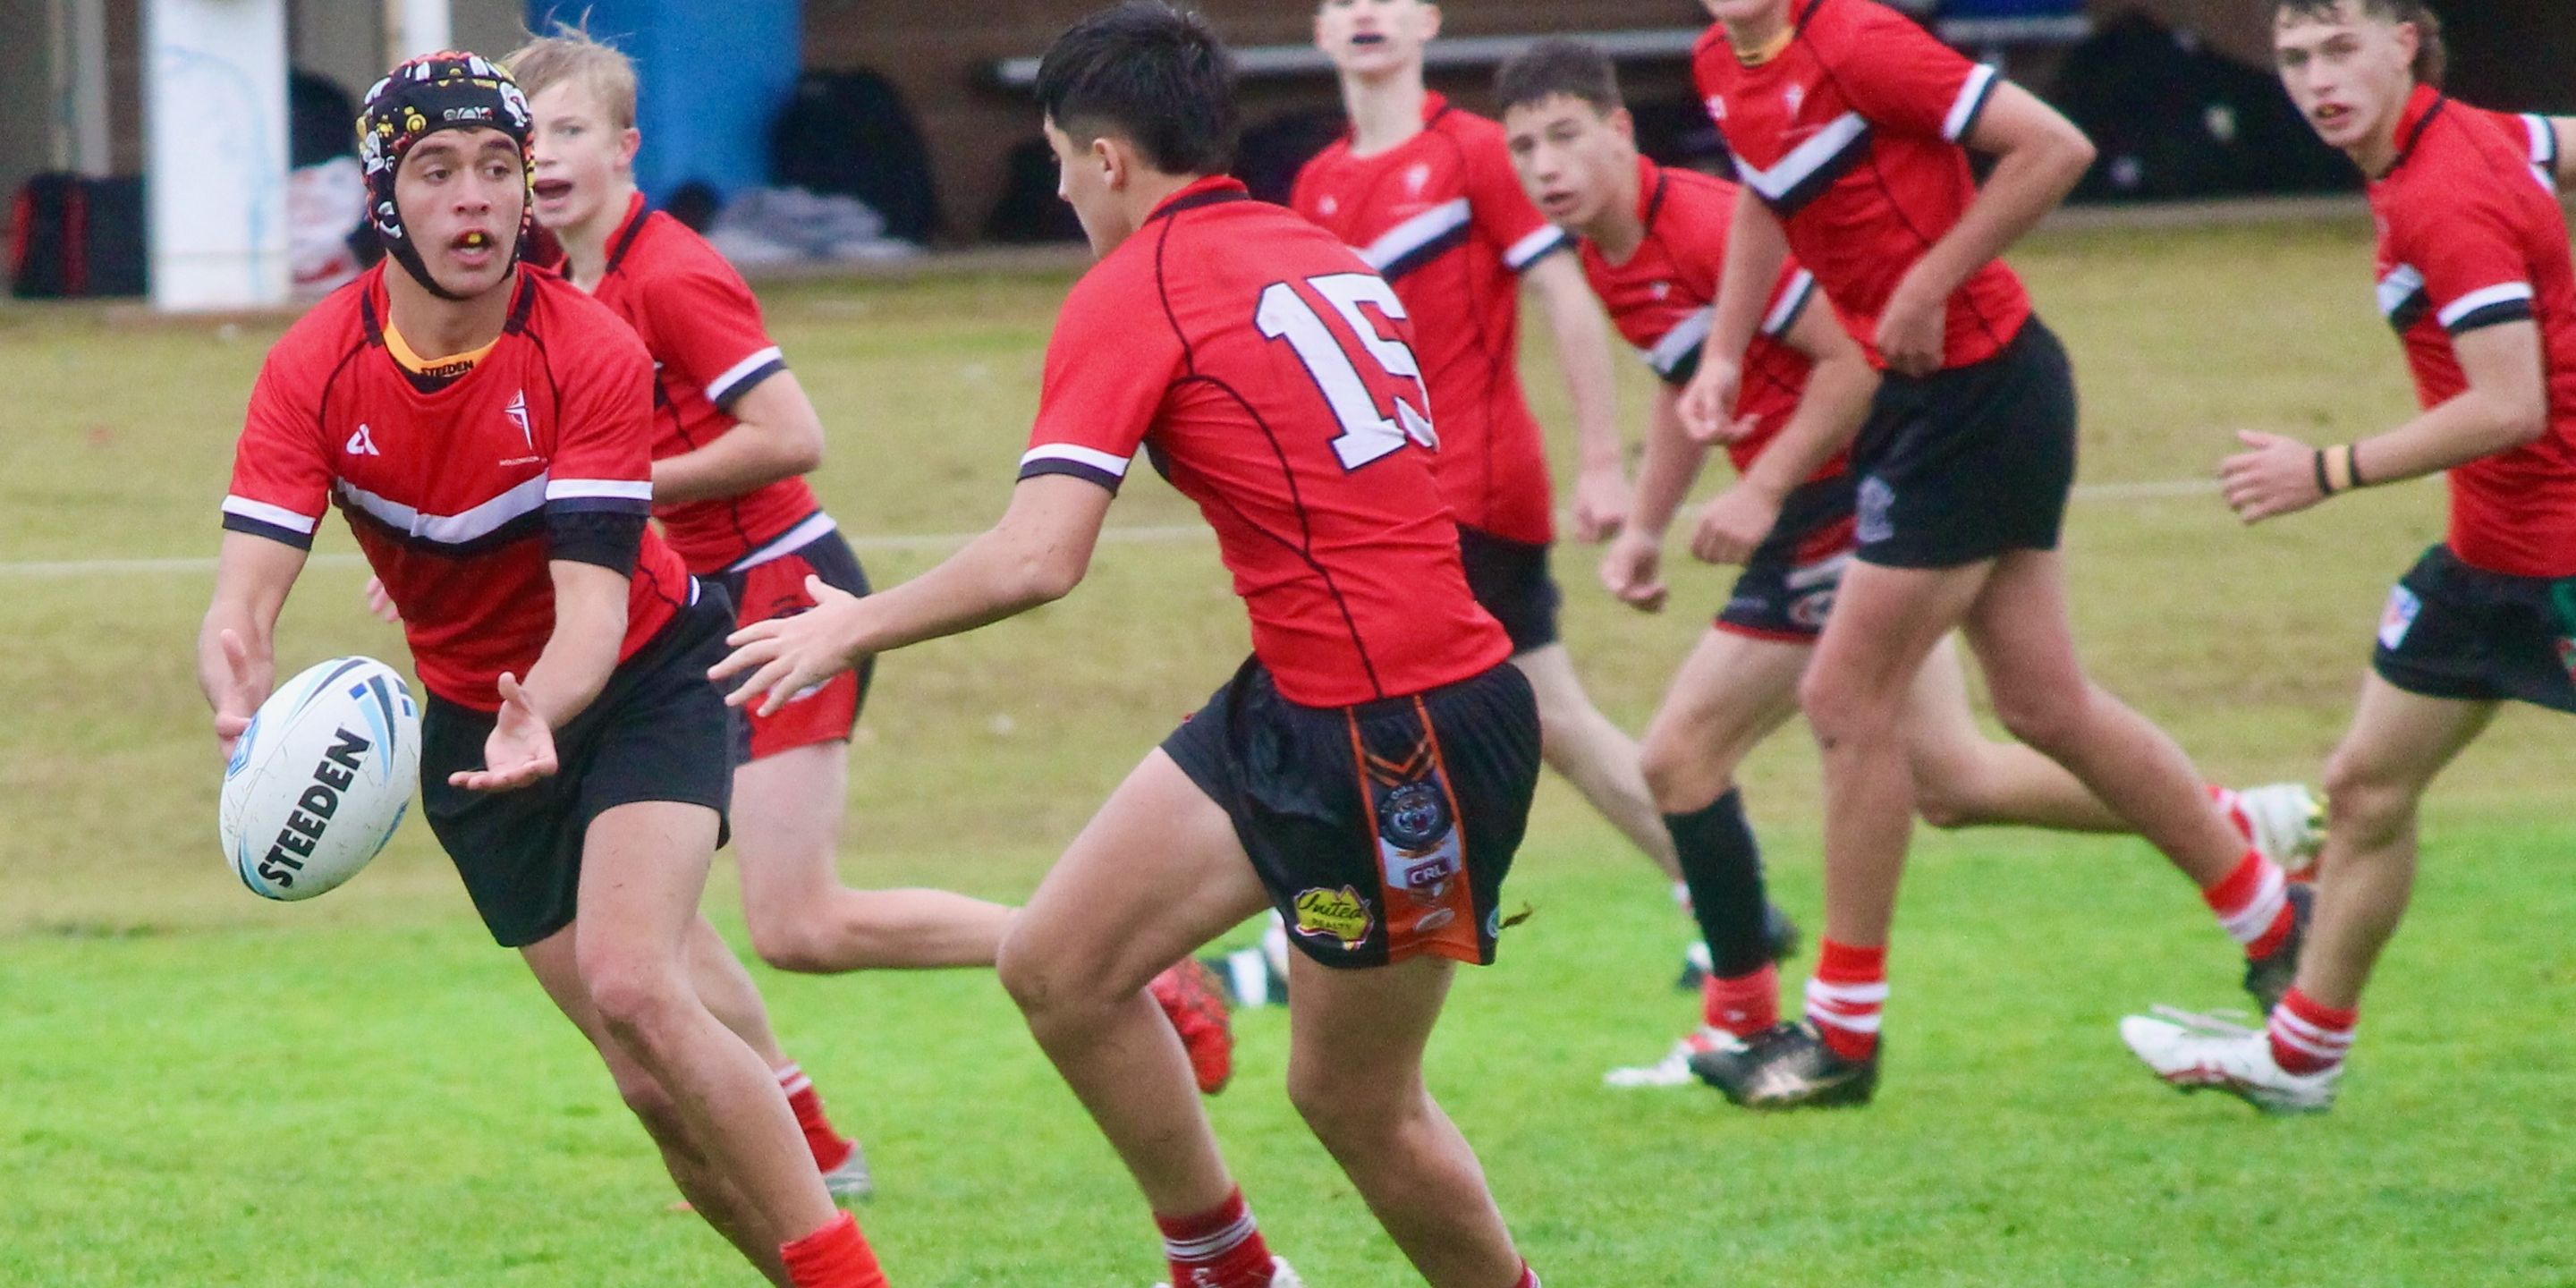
[771,69,941,242]
[985,138,1086,243]
[10,173,147,299]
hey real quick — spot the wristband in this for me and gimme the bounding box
[2346,442,2370,488]
[2312,448,2335,497]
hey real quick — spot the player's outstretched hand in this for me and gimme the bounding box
[1598,530,1667,614]
[2219,430,2326,525]
[1691,481,1782,567]
[711,576,867,716]
[362,575,403,624]
[211,629,265,762]
[1875,275,1945,377]
[1678,357,1742,445]
[1689,411,1763,448]
[451,673,558,792]
[1572,463,1632,543]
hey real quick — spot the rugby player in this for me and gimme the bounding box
[1494,38,2322,1086]
[716,6,1546,1284]
[1292,0,1689,903]
[199,53,885,1286]
[2122,0,2576,1113]
[1686,0,2316,1107]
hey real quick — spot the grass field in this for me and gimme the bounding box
[4,216,2575,1286]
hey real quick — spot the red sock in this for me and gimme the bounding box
[780,1212,886,1288]
[2200,850,2294,959]
[777,1063,856,1174]
[1701,963,1779,1038]
[1804,940,1887,1062]
[2267,988,2358,1076]
[1510,1263,1540,1288]
[1156,1187,1273,1288]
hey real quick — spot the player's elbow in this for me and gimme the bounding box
[766,416,826,477]
[2040,123,2097,190]
[2496,393,2549,447]
[1015,545,1089,606]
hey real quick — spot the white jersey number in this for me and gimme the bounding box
[1255,274,1437,471]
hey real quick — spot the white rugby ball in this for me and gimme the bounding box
[219,656,421,901]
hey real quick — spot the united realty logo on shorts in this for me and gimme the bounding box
[1292,886,1373,949]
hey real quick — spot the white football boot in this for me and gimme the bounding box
[820,1141,874,1201]
[2118,1006,2340,1114]
[1605,1027,1746,1089]
[2226,783,2327,876]
[1154,1256,1304,1288]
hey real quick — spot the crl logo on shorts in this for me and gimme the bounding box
[2378,584,2421,650]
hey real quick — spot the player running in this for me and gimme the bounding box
[2121,0,2576,1114]
[1685,0,2319,1108]
[1492,37,2322,1088]
[377,29,1238,1130]
[199,54,885,1286]
[1292,0,1690,905]
[716,7,1546,1285]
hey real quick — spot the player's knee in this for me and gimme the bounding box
[746,917,837,976]
[1284,1062,1405,1148]
[1639,732,1718,815]
[610,1068,682,1137]
[2322,752,2417,847]
[996,933,1094,1033]
[1988,684,2084,758]
[581,955,693,1047]
[1798,665,1888,744]
[1911,775,1976,830]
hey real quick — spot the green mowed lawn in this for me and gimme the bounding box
[4,218,2574,1284]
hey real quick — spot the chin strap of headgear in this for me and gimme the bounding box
[356,51,535,301]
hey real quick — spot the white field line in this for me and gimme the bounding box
[0,479,2218,579]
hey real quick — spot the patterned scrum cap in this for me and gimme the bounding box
[356,52,535,301]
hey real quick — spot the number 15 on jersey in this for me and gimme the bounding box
[1257,272,1438,472]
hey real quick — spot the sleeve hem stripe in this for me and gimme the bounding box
[1020,443,1132,478]
[221,496,320,534]
[221,513,318,549]
[706,346,787,404]
[2437,283,2536,329]
[1504,227,1573,272]
[1762,270,1819,337]
[1018,459,1124,492]
[2445,300,2537,335]
[1944,64,2001,142]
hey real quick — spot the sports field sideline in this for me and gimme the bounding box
[3,216,2572,1284]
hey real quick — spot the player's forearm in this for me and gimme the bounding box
[1530,260,1623,467]
[1742,350,1877,499]
[521,564,629,727]
[198,534,303,709]
[1630,388,1712,539]
[1908,133,2090,312]
[2551,117,2576,191]
[1707,191,1792,371]
[2351,389,2549,487]
[651,424,823,504]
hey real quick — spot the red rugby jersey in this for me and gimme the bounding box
[1579,156,1837,479]
[1692,0,2033,370]
[2369,88,2576,578]
[223,265,693,710]
[1020,176,1512,708]
[587,193,825,575]
[1292,94,1571,546]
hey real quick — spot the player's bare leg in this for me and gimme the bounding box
[1958,550,2245,885]
[1284,953,1524,1286]
[2118,678,2491,1112]
[733,740,1014,972]
[997,751,1267,1217]
[1637,630,1808,817]
[570,801,850,1257]
[2300,677,2493,1007]
[1511,643,1682,879]
[525,928,791,1285]
[688,916,793,1063]
[1901,635,2126,833]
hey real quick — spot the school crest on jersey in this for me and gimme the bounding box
[504,389,531,448]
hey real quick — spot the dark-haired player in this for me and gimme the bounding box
[1687,0,2313,1108]
[2122,0,2576,1113]
[495,29,1233,1122]
[716,6,1543,1285]
[1294,0,1684,898]
[1490,38,2325,1089]
[199,53,885,1287]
